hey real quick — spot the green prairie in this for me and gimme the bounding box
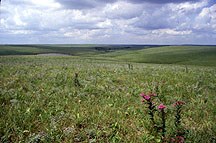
[0,44,152,56]
[0,45,216,142]
[1,45,216,66]
[96,45,216,66]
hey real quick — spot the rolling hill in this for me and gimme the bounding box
[0,45,215,66]
[97,45,216,66]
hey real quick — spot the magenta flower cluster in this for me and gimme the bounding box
[140,92,166,110]
[140,92,186,142]
[158,103,166,110]
[140,93,156,101]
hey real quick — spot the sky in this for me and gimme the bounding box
[0,0,215,44]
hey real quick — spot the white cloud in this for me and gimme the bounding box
[152,29,192,35]
[0,0,215,44]
[102,1,143,19]
[194,4,216,32]
[170,0,209,12]
[31,0,61,9]
[97,19,113,29]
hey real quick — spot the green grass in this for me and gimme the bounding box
[97,46,216,66]
[0,45,53,55]
[1,45,215,66]
[0,56,216,142]
[0,45,98,56]
[0,44,155,56]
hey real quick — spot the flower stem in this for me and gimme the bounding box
[148,101,155,126]
[161,109,166,139]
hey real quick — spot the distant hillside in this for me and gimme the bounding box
[0,45,96,56]
[99,46,216,66]
[0,45,215,66]
[0,44,159,56]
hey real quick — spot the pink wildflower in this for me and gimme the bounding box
[140,93,146,97]
[144,95,151,101]
[158,104,166,110]
[140,93,151,101]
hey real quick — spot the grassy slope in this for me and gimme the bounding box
[0,45,154,56]
[0,45,98,56]
[99,46,216,66]
[1,45,216,66]
[0,56,216,142]
[0,45,53,55]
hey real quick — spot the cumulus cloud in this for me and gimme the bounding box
[194,4,216,31]
[0,0,215,44]
[127,0,201,4]
[54,0,116,9]
[102,1,143,19]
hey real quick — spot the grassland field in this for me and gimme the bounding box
[0,45,216,66]
[0,45,216,142]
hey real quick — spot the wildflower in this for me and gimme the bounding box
[144,95,151,101]
[158,103,166,139]
[158,104,166,110]
[140,93,151,101]
[140,93,146,97]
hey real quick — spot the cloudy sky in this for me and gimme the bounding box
[0,0,215,44]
